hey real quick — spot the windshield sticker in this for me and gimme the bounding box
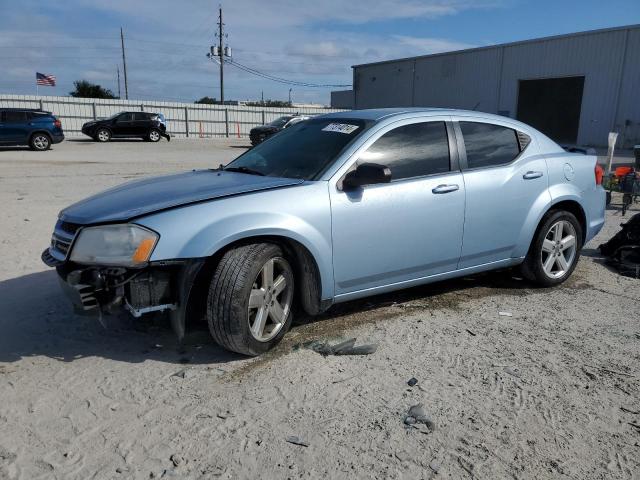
[322,123,360,134]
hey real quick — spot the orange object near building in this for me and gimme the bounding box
[615,166,633,178]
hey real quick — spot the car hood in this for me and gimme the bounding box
[59,170,303,224]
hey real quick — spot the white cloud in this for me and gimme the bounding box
[392,35,476,54]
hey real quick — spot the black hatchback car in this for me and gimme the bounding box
[0,108,64,151]
[81,111,170,142]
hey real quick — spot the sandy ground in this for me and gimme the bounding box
[0,139,639,480]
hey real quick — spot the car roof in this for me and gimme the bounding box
[319,107,521,123]
[0,108,46,112]
[320,107,543,132]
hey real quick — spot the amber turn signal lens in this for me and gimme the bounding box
[132,237,156,263]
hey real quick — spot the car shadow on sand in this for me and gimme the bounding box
[67,138,148,143]
[0,267,535,366]
[0,270,243,365]
[0,146,32,152]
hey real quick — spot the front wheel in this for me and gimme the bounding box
[521,210,583,287]
[207,243,294,356]
[95,128,111,142]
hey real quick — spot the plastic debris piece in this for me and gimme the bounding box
[286,436,309,447]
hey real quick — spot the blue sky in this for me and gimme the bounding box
[0,0,638,104]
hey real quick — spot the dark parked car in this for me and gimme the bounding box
[81,111,170,142]
[249,114,309,146]
[0,108,64,151]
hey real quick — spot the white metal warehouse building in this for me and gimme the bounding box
[348,25,640,148]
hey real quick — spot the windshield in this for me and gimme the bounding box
[268,116,293,128]
[227,118,369,180]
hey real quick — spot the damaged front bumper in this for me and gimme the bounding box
[42,248,205,340]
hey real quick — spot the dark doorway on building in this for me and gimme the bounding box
[516,76,585,144]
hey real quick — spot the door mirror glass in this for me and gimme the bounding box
[342,163,392,190]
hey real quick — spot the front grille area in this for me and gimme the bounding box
[51,233,71,257]
[58,220,81,235]
[49,219,81,261]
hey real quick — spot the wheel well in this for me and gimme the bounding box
[29,131,52,142]
[548,200,587,244]
[184,235,324,328]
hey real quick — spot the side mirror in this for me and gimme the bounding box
[342,163,392,190]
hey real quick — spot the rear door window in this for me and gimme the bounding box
[133,112,149,121]
[459,122,521,169]
[2,111,28,123]
[359,121,451,180]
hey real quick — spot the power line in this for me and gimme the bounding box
[227,59,351,88]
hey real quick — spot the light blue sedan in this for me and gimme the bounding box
[42,108,605,355]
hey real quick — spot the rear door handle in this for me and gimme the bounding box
[523,171,543,179]
[432,184,459,194]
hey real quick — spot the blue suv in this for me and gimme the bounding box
[0,108,65,151]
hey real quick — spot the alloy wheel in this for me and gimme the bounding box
[97,130,110,142]
[540,220,577,279]
[33,135,49,150]
[247,257,293,342]
[149,130,160,141]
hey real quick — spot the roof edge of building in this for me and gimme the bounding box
[351,23,640,69]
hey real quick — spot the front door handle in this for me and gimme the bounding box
[523,171,543,180]
[432,184,459,194]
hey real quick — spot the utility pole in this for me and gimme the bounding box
[288,88,292,105]
[120,27,129,99]
[206,6,231,103]
[117,65,121,99]
[218,6,224,104]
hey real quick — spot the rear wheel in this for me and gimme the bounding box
[148,129,161,142]
[207,243,294,356]
[521,210,582,286]
[29,133,51,151]
[95,128,111,142]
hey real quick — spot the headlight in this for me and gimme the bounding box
[70,224,159,267]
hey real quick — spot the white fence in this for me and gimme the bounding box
[0,95,345,138]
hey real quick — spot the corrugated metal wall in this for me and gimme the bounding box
[0,95,345,138]
[353,25,640,147]
[354,59,415,107]
[330,90,355,109]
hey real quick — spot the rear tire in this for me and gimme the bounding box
[207,243,294,356]
[148,129,161,142]
[29,133,51,151]
[95,128,111,142]
[520,210,583,287]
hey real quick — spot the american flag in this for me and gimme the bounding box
[36,72,56,86]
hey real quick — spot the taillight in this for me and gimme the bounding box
[594,164,604,185]
[54,119,62,128]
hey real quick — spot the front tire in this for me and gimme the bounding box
[207,243,294,356]
[148,129,161,142]
[29,133,51,151]
[521,210,583,287]
[95,128,111,142]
